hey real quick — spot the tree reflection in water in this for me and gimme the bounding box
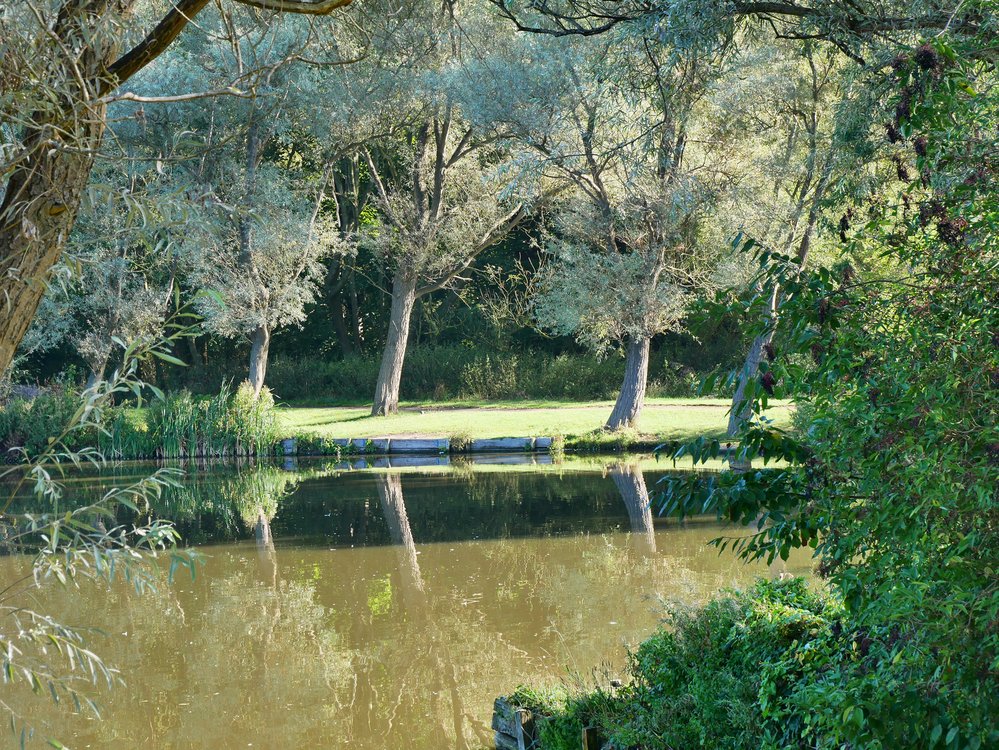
[609,463,656,556]
[0,461,813,748]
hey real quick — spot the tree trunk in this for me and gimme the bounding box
[85,354,110,390]
[0,0,128,376]
[727,287,778,471]
[610,463,656,555]
[330,297,354,358]
[248,324,271,398]
[605,335,651,430]
[186,335,207,384]
[349,275,362,348]
[371,272,418,416]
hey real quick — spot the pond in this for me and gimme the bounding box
[2,457,812,749]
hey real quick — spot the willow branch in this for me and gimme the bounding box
[104,0,354,94]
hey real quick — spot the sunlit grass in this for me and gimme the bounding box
[277,398,793,444]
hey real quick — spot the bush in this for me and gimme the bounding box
[521,579,836,750]
[144,381,278,459]
[448,430,473,453]
[265,345,717,403]
[0,388,94,458]
[515,578,995,750]
[528,576,999,747]
[291,432,346,456]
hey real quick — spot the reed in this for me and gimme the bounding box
[146,382,279,460]
[1,381,280,461]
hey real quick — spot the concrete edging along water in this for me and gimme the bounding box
[282,436,557,457]
[281,452,556,471]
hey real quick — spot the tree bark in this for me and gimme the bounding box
[0,0,125,376]
[605,335,651,430]
[371,271,418,416]
[85,353,111,390]
[248,324,271,398]
[610,463,656,555]
[186,335,207,383]
[330,299,354,358]
[727,287,778,471]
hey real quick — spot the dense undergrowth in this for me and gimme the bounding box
[265,346,714,403]
[0,381,279,460]
[514,578,994,750]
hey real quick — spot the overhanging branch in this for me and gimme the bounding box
[104,0,354,94]
[490,0,983,54]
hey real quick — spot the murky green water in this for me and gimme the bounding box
[2,458,811,749]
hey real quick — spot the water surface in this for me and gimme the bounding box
[2,459,811,748]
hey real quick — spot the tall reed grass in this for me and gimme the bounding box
[0,381,279,462]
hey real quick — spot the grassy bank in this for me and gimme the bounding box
[278,398,792,452]
[0,390,789,460]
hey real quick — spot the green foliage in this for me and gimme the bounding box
[511,683,616,750]
[265,346,716,403]
[0,388,87,458]
[143,381,278,459]
[291,432,346,457]
[520,580,837,750]
[0,381,280,462]
[448,430,473,453]
[660,34,999,749]
[522,579,994,749]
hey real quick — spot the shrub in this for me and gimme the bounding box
[448,430,472,453]
[292,432,346,456]
[0,388,93,458]
[264,345,713,403]
[0,381,281,461]
[519,579,840,750]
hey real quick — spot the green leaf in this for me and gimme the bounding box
[151,350,187,367]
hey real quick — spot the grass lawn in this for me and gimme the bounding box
[278,397,792,448]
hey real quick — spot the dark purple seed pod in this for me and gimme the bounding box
[895,90,913,122]
[937,216,968,245]
[760,371,776,395]
[914,44,939,71]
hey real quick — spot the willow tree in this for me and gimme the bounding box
[167,13,351,397]
[356,4,533,416]
[464,34,727,429]
[710,44,847,454]
[190,173,337,397]
[93,6,366,398]
[0,0,354,376]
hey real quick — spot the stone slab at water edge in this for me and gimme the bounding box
[281,436,557,456]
